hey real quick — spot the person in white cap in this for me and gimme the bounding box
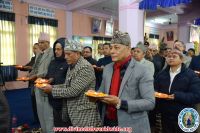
[29,32,54,133]
[40,39,102,128]
[149,44,158,56]
[174,41,191,67]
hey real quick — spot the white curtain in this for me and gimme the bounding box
[0,20,16,65]
[29,24,57,58]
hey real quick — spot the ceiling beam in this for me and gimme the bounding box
[20,0,67,10]
[158,5,185,15]
[66,0,107,11]
[78,9,118,20]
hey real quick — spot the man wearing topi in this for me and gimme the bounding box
[98,31,155,133]
[40,39,102,128]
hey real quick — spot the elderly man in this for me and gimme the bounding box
[29,32,54,133]
[18,43,41,72]
[17,43,42,124]
[133,42,155,76]
[40,39,101,128]
[174,41,191,67]
[98,31,155,133]
[145,44,158,61]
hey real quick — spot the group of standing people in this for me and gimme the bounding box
[1,30,200,133]
[24,31,156,133]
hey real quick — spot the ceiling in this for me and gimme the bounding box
[46,0,74,5]
[35,0,200,26]
[85,0,118,17]
[146,14,178,26]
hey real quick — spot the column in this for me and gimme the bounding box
[178,24,190,44]
[66,11,73,39]
[119,0,144,47]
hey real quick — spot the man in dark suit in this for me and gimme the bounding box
[17,43,41,124]
[17,43,41,72]
[0,62,4,87]
[189,54,200,133]
[83,46,97,65]
[0,90,9,133]
[94,43,112,90]
[189,54,200,77]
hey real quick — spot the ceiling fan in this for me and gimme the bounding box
[164,18,177,25]
[169,18,172,24]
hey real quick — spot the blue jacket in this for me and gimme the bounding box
[155,64,200,120]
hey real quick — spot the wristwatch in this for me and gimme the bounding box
[116,99,121,109]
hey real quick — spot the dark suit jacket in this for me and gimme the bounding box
[155,64,200,121]
[189,55,200,71]
[25,56,36,67]
[0,90,9,133]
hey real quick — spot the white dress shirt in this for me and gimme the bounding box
[169,66,181,93]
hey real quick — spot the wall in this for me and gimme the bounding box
[5,2,119,90]
[72,11,178,48]
[145,25,162,48]
[178,24,190,44]
[178,12,200,44]
[178,10,200,54]
[160,25,178,48]
[4,0,66,90]
[72,11,118,37]
[144,24,178,48]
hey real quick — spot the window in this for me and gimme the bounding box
[0,11,16,65]
[28,16,58,58]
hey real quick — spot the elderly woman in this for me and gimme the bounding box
[155,49,200,133]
